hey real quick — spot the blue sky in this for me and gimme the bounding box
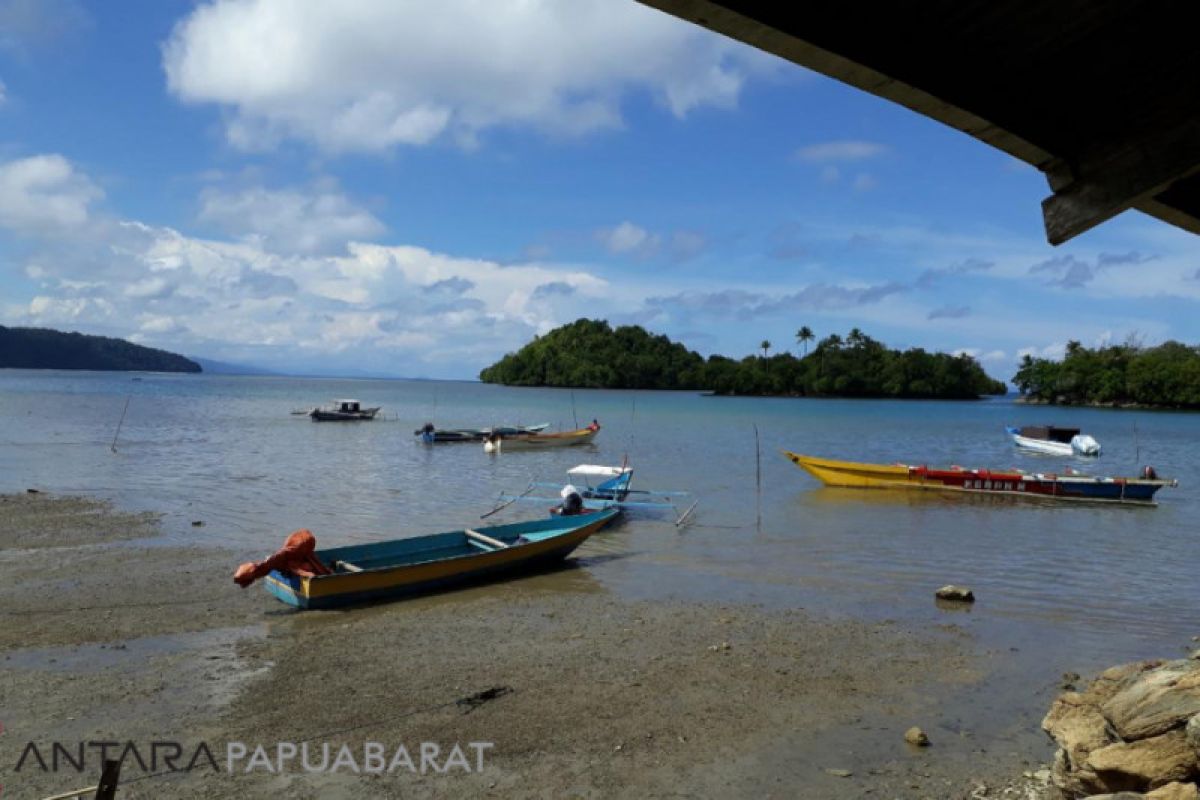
[1,0,1197,380]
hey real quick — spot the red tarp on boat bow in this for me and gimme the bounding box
[234,529,331,587]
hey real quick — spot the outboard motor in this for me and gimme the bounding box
[1143,465,1158,480]
[557,484,585,516]
[1070,434,1102,456]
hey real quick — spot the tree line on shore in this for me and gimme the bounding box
[479,319,1006,399]
[0,326,202,373]
[1013,339,1200,408]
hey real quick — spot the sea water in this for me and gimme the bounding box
[2,369,1198,717]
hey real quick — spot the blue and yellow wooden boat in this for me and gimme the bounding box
[263,508,619,609]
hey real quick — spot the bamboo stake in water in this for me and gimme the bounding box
[571,389,578,429]
[111,396,131,453]
[753,423,762,531]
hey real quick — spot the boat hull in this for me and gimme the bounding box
[311,408,380,421]
[1006,427,1101,456]
[421,424,549,443]
[782,451,1173,505]
[263,509,618,609]
[489,428,599,451]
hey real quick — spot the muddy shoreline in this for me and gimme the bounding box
[0,493,1052,798]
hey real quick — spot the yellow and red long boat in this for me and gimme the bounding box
[782,451,1176,505]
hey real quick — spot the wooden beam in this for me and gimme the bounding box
[636,0,1051,167]
[94,760,121,800]
[1041,119,1200,244]
[465,529,509,550]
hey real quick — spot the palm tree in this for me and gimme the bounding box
[847,327,865,348]
[760,340,771,359]
[795,326,814,356]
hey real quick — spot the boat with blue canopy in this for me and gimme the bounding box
[489,463,699,526]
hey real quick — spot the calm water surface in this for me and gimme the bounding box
[2,370,1198,691]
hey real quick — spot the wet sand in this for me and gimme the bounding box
[0,493,1053,798]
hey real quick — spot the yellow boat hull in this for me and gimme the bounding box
[782,451,911,488]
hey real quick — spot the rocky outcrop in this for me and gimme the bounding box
[935,585,975,602]
[1043,658,1200,798]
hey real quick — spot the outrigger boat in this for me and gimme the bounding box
[416,422,549,443]
[1006,425,1101,456]
[483,423,600,452]
[488,463,699,526]
[783,451,1176,505]
[310,399,380,421]
[235,508,620,609]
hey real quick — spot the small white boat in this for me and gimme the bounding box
[1006,425,1101,456]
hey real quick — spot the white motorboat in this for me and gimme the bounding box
[1006,425,1101,456]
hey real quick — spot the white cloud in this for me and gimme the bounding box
[162,0,777,154]
[597,222,706,261]
[1018,343,1067,361]
[5,193,617,374]
[0,154,103,232]
[795,140,888,163]
[198,181,385,254]
[600,221,658,255]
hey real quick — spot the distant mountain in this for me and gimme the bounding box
[0,326,201,373]
[190,356,277,376]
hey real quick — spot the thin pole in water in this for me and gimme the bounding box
[1133,421,1140,465]
[570,389,578,429]
[753,423,762,531]
[111,396,131,453]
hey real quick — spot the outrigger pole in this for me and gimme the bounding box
[480,485,535,519]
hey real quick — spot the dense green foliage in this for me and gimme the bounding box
[0,326,202,373]
[479,319,704,389]
[1013,340,1200,408]
[480,319,1006,398]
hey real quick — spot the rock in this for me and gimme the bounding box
[905,726,930,746]
[1086,729,1198,789]
[1190,650,1200,661]
[1102,660,1200,741]
[1046,660,1200,796]
[191,520,205,527]
[1043,692,1113,771]
[935,585,974,602]
[1147,782,1200,800]
[824,768,852,778]
[26,488,40,493]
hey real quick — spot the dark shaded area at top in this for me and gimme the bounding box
[640,1,1200,245]
[0,326,202,373]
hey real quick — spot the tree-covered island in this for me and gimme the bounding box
[1014,339,1200,409]
[0,326,202,373]
[480,319,1006,398]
